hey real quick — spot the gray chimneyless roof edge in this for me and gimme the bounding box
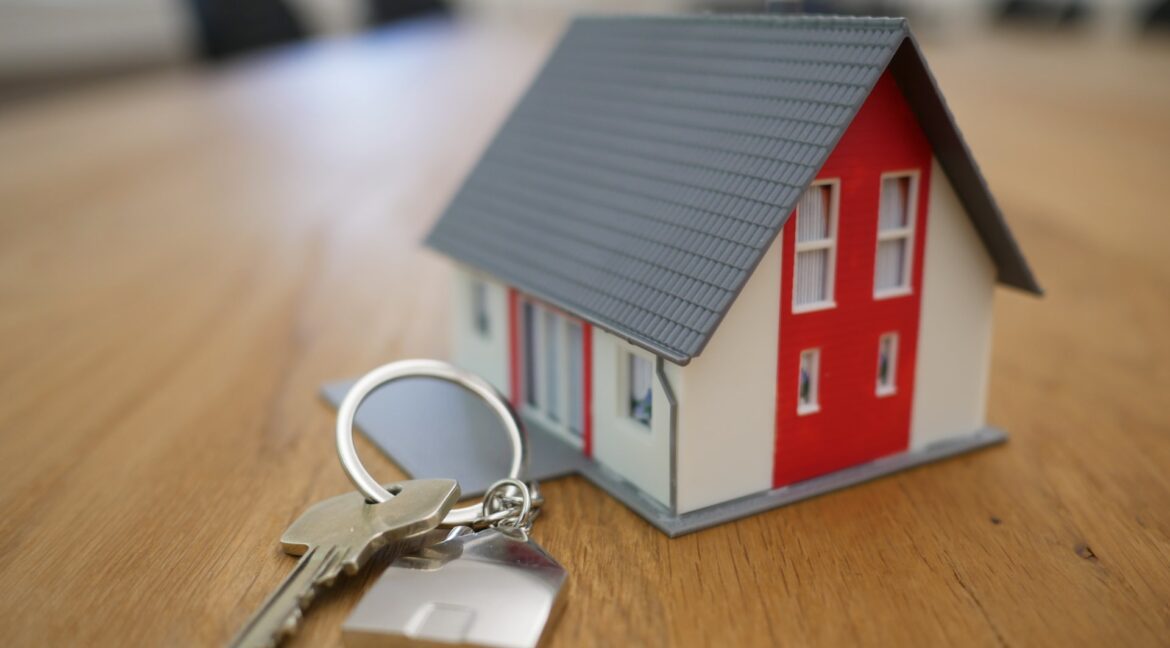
[426,14,1040,366]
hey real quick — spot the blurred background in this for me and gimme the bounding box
[1,2,1168,645]
[1,0,1169,104]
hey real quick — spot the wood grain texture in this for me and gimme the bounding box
[1,16,1169,647]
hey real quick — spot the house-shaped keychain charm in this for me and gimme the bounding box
[342,528,567,648]
[324,13,1041,536]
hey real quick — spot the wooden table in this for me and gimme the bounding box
[2,16,1168,647]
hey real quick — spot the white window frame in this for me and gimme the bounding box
[797,349,821,415]
[518,297,584,446]
[541,307,560,423]
[792,179,840,313]
[620,349,654,430]
[566,321,585,437]
[470,278,490,337]
[873,171,919,299]
[876,332,899,396]
[521,300,538,409]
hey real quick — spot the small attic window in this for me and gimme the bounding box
[793,182,838,311]
[875,173,917,296]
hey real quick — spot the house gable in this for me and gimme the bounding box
[426,15,1039,366]
[887,37,1038,294]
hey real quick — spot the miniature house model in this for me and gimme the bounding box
[426,15,1040,528]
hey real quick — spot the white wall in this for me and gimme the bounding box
[674,241,781,514]
[450,265,509,394]
[591,331,676,507]
[910,158,997,449]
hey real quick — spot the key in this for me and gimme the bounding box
[229,478,461,648]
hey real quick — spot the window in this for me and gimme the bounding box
[543,308,559,421]
[522,301,537,408]
[567,322,584,436]
[875,174,916,296]
[519,297,586,440]
[876,333,898,396]
[797,349,820,414]
[793,182,838,310]
[471,279,489,336]
[627,353,652,427]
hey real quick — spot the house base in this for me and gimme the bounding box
[321,378,1007,537]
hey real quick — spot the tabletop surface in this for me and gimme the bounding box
[1,16,1169,647]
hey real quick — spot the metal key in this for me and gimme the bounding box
[229,478,461,648]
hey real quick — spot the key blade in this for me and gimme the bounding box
[228,545,341,648]
[280,479,460,557]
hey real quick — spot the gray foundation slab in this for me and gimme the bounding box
[322,379,1006,537]
[644,427,1007,536]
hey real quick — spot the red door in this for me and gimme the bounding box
[773,72,933,488]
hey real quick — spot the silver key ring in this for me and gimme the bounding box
[335,358,527,527]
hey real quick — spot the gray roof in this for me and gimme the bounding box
[426,14,1041,364]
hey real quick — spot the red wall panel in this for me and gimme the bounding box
[773,72,933,487]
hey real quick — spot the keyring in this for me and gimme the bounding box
[335,358,528,527]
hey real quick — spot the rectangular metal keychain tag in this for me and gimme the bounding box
[342,527,567,648]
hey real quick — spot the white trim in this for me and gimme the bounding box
[873,286,914,300]
[618,347,654,431]
[792,300,838,315]
[792,179,840,313]
[520,299,538,409]
[541,306,560,422]
[566,320,585,437]
[874,170,919,299]
[876,332,899,396]
[469,278,490,337]
[797,348,821,415]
